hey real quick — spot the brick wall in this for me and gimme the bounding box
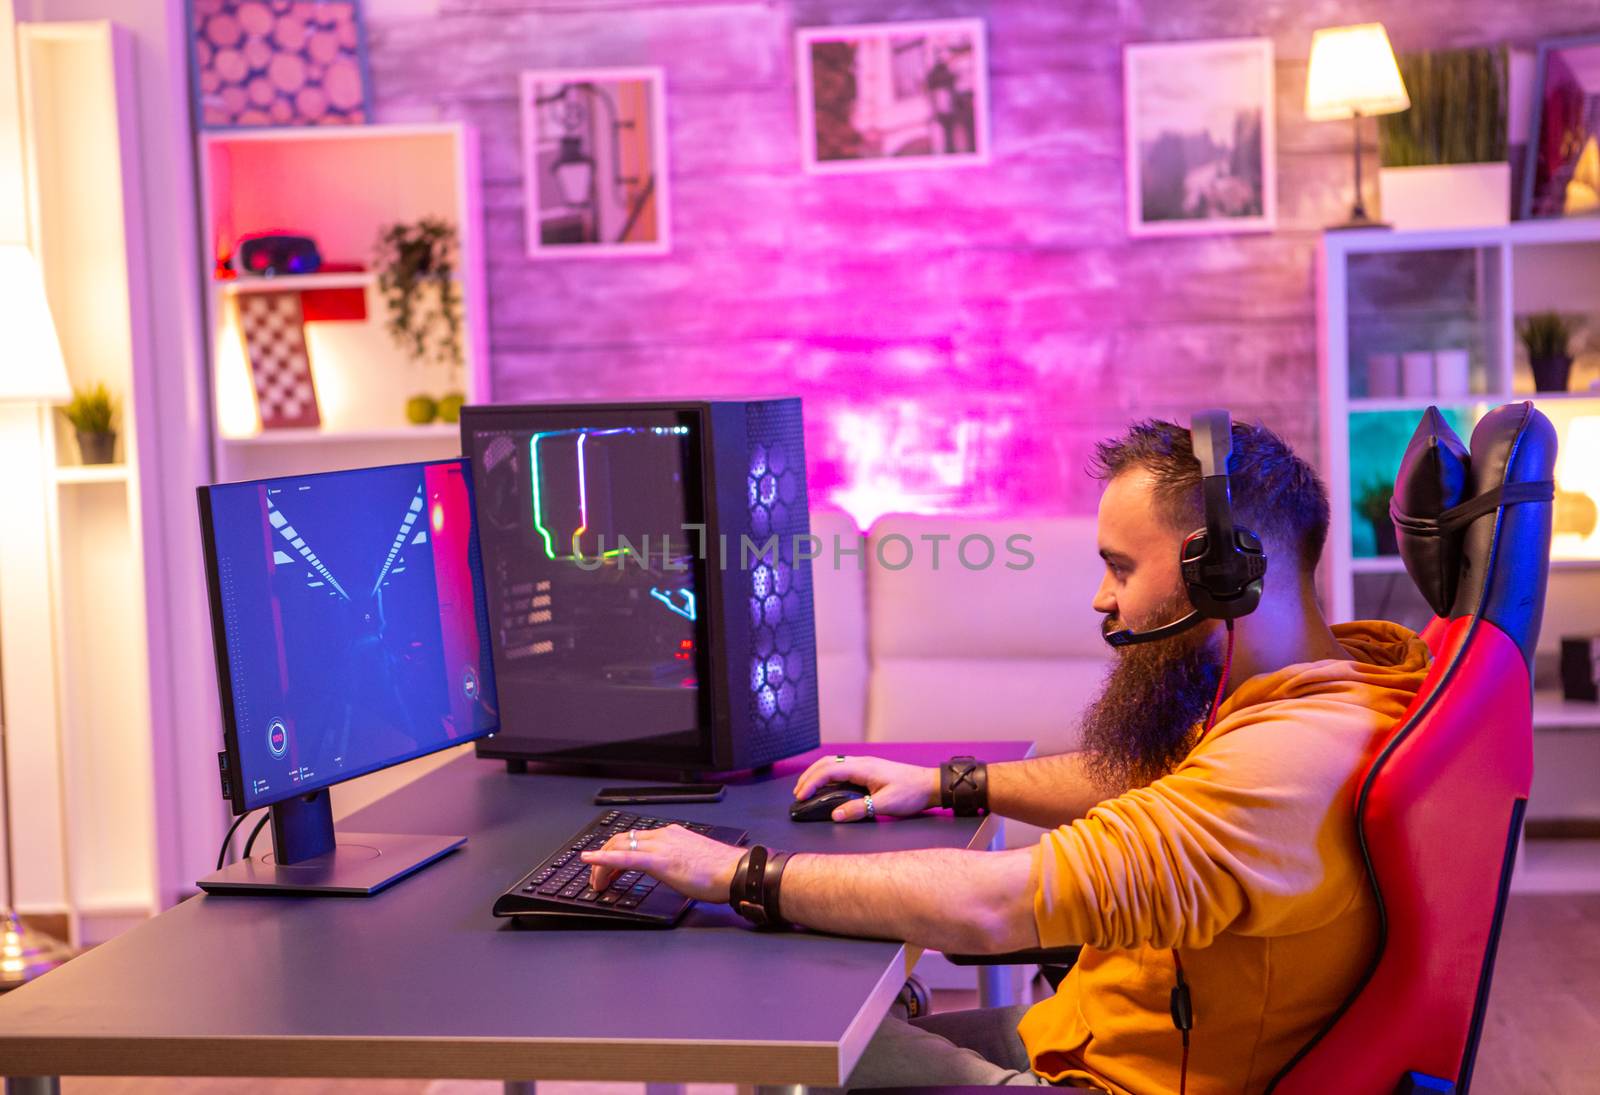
[365,0,1599,524]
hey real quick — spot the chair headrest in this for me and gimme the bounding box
[1390,407,1472,616]
[1387,403,1556,666]
[1449,403,1557,667]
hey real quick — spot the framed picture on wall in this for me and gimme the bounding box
[1521,34,1600,219]
[1124,38,1276,237]
[520,67,671,258]
[797,19,991,174]
[187,0,373,128]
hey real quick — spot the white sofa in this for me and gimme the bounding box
[808,508,1111,991]
[810,509,1111,760]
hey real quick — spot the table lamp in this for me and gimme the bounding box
[0,243,75,990]
[1305,22,1411,229]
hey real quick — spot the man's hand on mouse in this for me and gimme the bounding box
[792,756,942,822]
[581,824,746,901]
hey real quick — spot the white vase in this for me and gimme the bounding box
[1434,350,1472,397]
[1402,352,1436,397]
[1366,353,1401,398]
[1377,162,1511,231]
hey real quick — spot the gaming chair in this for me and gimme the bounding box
[1267,400,1557,1093]
[950,402,1557,1095]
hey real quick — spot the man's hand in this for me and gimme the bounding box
[792,755,942,822]
[581,824,746,902]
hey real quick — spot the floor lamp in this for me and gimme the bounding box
[0,244,75,990]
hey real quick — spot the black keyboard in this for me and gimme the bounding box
[493,810,749,927]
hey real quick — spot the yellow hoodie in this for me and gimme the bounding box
[1018,620,1431,1094]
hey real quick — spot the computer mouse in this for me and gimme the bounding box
[790,781,872,822]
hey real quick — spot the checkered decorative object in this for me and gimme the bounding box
[238,291,321,430]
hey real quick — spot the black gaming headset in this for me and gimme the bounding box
[1103,409,1269,647]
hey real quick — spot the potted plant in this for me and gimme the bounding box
[1377,47,1508,230]
[373,218,464,422]
[62,382,118,465]
[1356,480,1399,556]
[1517,311,1574,393]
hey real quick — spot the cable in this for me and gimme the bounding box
[1171,619,1234,1095]
[1205,619,1236,736]
[1172,948,1192,1095]
[215,810,257,871]
[241,812,272,861]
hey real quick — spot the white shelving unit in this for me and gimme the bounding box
[1318,218,1600,625]
[52,464,130,485]
[198,123,489,482]
[1533,692,1600,730]
[220,271,376,295]
[15,20,162,942]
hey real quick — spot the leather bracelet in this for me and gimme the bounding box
[762,851,792,928]
[731,845,772,926]
[729,847,754,904]
[943,756,988,817]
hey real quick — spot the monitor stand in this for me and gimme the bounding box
[195,789,465,897]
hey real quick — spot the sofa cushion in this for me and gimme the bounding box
[867,656,1104,755]
[866,514,1109,659]
[864,514,1111,748]
[809,508,869,741]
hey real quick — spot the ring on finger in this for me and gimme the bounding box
[864,794,875,821]
[628,830,639,851]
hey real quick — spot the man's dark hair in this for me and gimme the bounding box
[1089,417,1330,576]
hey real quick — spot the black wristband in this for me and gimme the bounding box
[729,847,754,904]
[943,756,988,817]
[762,851,792,928]
[731,845,772,926]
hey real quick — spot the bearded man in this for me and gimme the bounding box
[581,418,1429,1094]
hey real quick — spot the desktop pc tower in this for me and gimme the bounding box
[459,398,820,776]
[191,399,820,897]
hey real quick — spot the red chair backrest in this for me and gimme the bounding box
[1270,403,1556,1094]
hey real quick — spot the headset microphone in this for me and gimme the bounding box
[1101,409,1268,648]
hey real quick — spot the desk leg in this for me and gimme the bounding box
[4,1079,59,1095]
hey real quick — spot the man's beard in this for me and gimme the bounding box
[1080,597,1224,795]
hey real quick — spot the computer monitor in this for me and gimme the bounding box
[195,458,498,895]
[460,398,820,776]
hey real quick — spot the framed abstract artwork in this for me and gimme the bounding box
[797,20,991,174]
[1124,38,1276,237]
[189,0,373,129]
[520,67,672,258]
[1521,34,1600,219]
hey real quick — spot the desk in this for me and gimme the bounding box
[0,740,1033,1092]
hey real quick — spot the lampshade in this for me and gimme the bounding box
[0,245,71,404]
[1305,23,1411,122]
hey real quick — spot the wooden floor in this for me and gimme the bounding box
[52,893,1600,1094]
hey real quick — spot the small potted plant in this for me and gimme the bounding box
[1356,480,1398,556]
[62,382,118,465]
[1517,311,1575,393]
[1377,46,1508,229]
[373,218,464,423]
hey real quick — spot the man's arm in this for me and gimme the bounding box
[985,752,1108,829]
[779,847,1041,954]
[791,751,1107,829]
[582,827,1043,955]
